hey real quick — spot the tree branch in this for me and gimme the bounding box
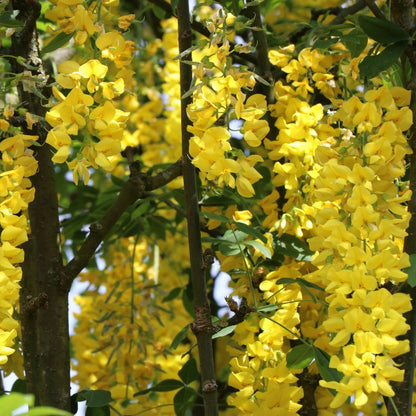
[364,0,385,19]
[288,0,367,44]
[329,0,367,25]
[177,0,219,414]
[63,159,183,285]
[387,4,416,415]
[241,2,271,82]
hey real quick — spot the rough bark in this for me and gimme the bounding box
[177,0,219,414]
[8,0,70,410]
[387,2,416,415]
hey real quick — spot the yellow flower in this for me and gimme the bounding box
[25,112,38,130]
[56,60,81,89]
[67,158,91,186]
[117,14,136,30]
[79,60,108,93]
[233,210,252,225]
[243,119,269,147]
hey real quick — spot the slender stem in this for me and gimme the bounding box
[241,2,271,82]
[388,3,416,414]
[177,0,218,414]
[364,0,385,19]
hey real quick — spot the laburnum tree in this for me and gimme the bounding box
[1,0,416,415]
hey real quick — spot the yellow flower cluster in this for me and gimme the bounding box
[225,41,413,414]
[187,24,266,198]
[0,114,37,371]
[45,0,132,45]
[310,87,413,408]
[225,264,305,415]
[73,233,192,415]
[45,0,135,184]
[264,46,343,237]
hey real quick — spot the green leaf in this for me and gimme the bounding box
[170,324,189,350]
[11,379,27,394]
[274,277,323,301]
[85,406,110,416]
[153,379,184,392]
[26,407,73,416]
[163,287,182,302]
[41,32,73,54]
[313,347,343,383]
[76,390,113,407]
[222,229,248,243]
[342,28,368,58]
[178,357,199,384]
[233,222,267,244]
[245,240,272,259]
[131,200,152,220]
[202,196,236,206]
[173,387,197,416]
[218,0,245,15]
[405,253,416,287]
[182,281,195,318]
[152,4,166,20]
[313,38,339,50]
[218,242,241,256]
[358,15,409,45]
[0,393,33,415]
[212,324,237,339]
[256,304,278,313]
[286,344,315,369]
[359,41,407,78]
[295,278,324,292]
[262,0,286,14]
[200,211,230,223]
[271,233,313,261]
[275,277,297,286]
[0,11,24,28]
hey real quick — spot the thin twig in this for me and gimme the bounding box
[329,0,367,25]
[364,0,385,19]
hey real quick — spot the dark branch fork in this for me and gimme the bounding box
[63,157,183,286]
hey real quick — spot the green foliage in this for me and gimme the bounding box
[0,10,23,28]
[0,393,72,416]
[286,344,314,369]
[173,387,198,416]
[405,253,416,287]
[271,233,314,262]
[314,347,343,383]
[41,32,74,54]
[74,389,113,416]
[178,357,199,384]
[357,15,409,45]
[359,41,408,79]
[341,28,368,58]
[133,357,199,415]
[212,324,237,339]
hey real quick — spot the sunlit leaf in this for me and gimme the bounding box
[286,344,315,369]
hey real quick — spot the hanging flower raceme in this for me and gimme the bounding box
[306,86,413,409]
[0,114,38,374]
[187,49,266,197]
[44,0,135,184]
[73,233,193,415]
